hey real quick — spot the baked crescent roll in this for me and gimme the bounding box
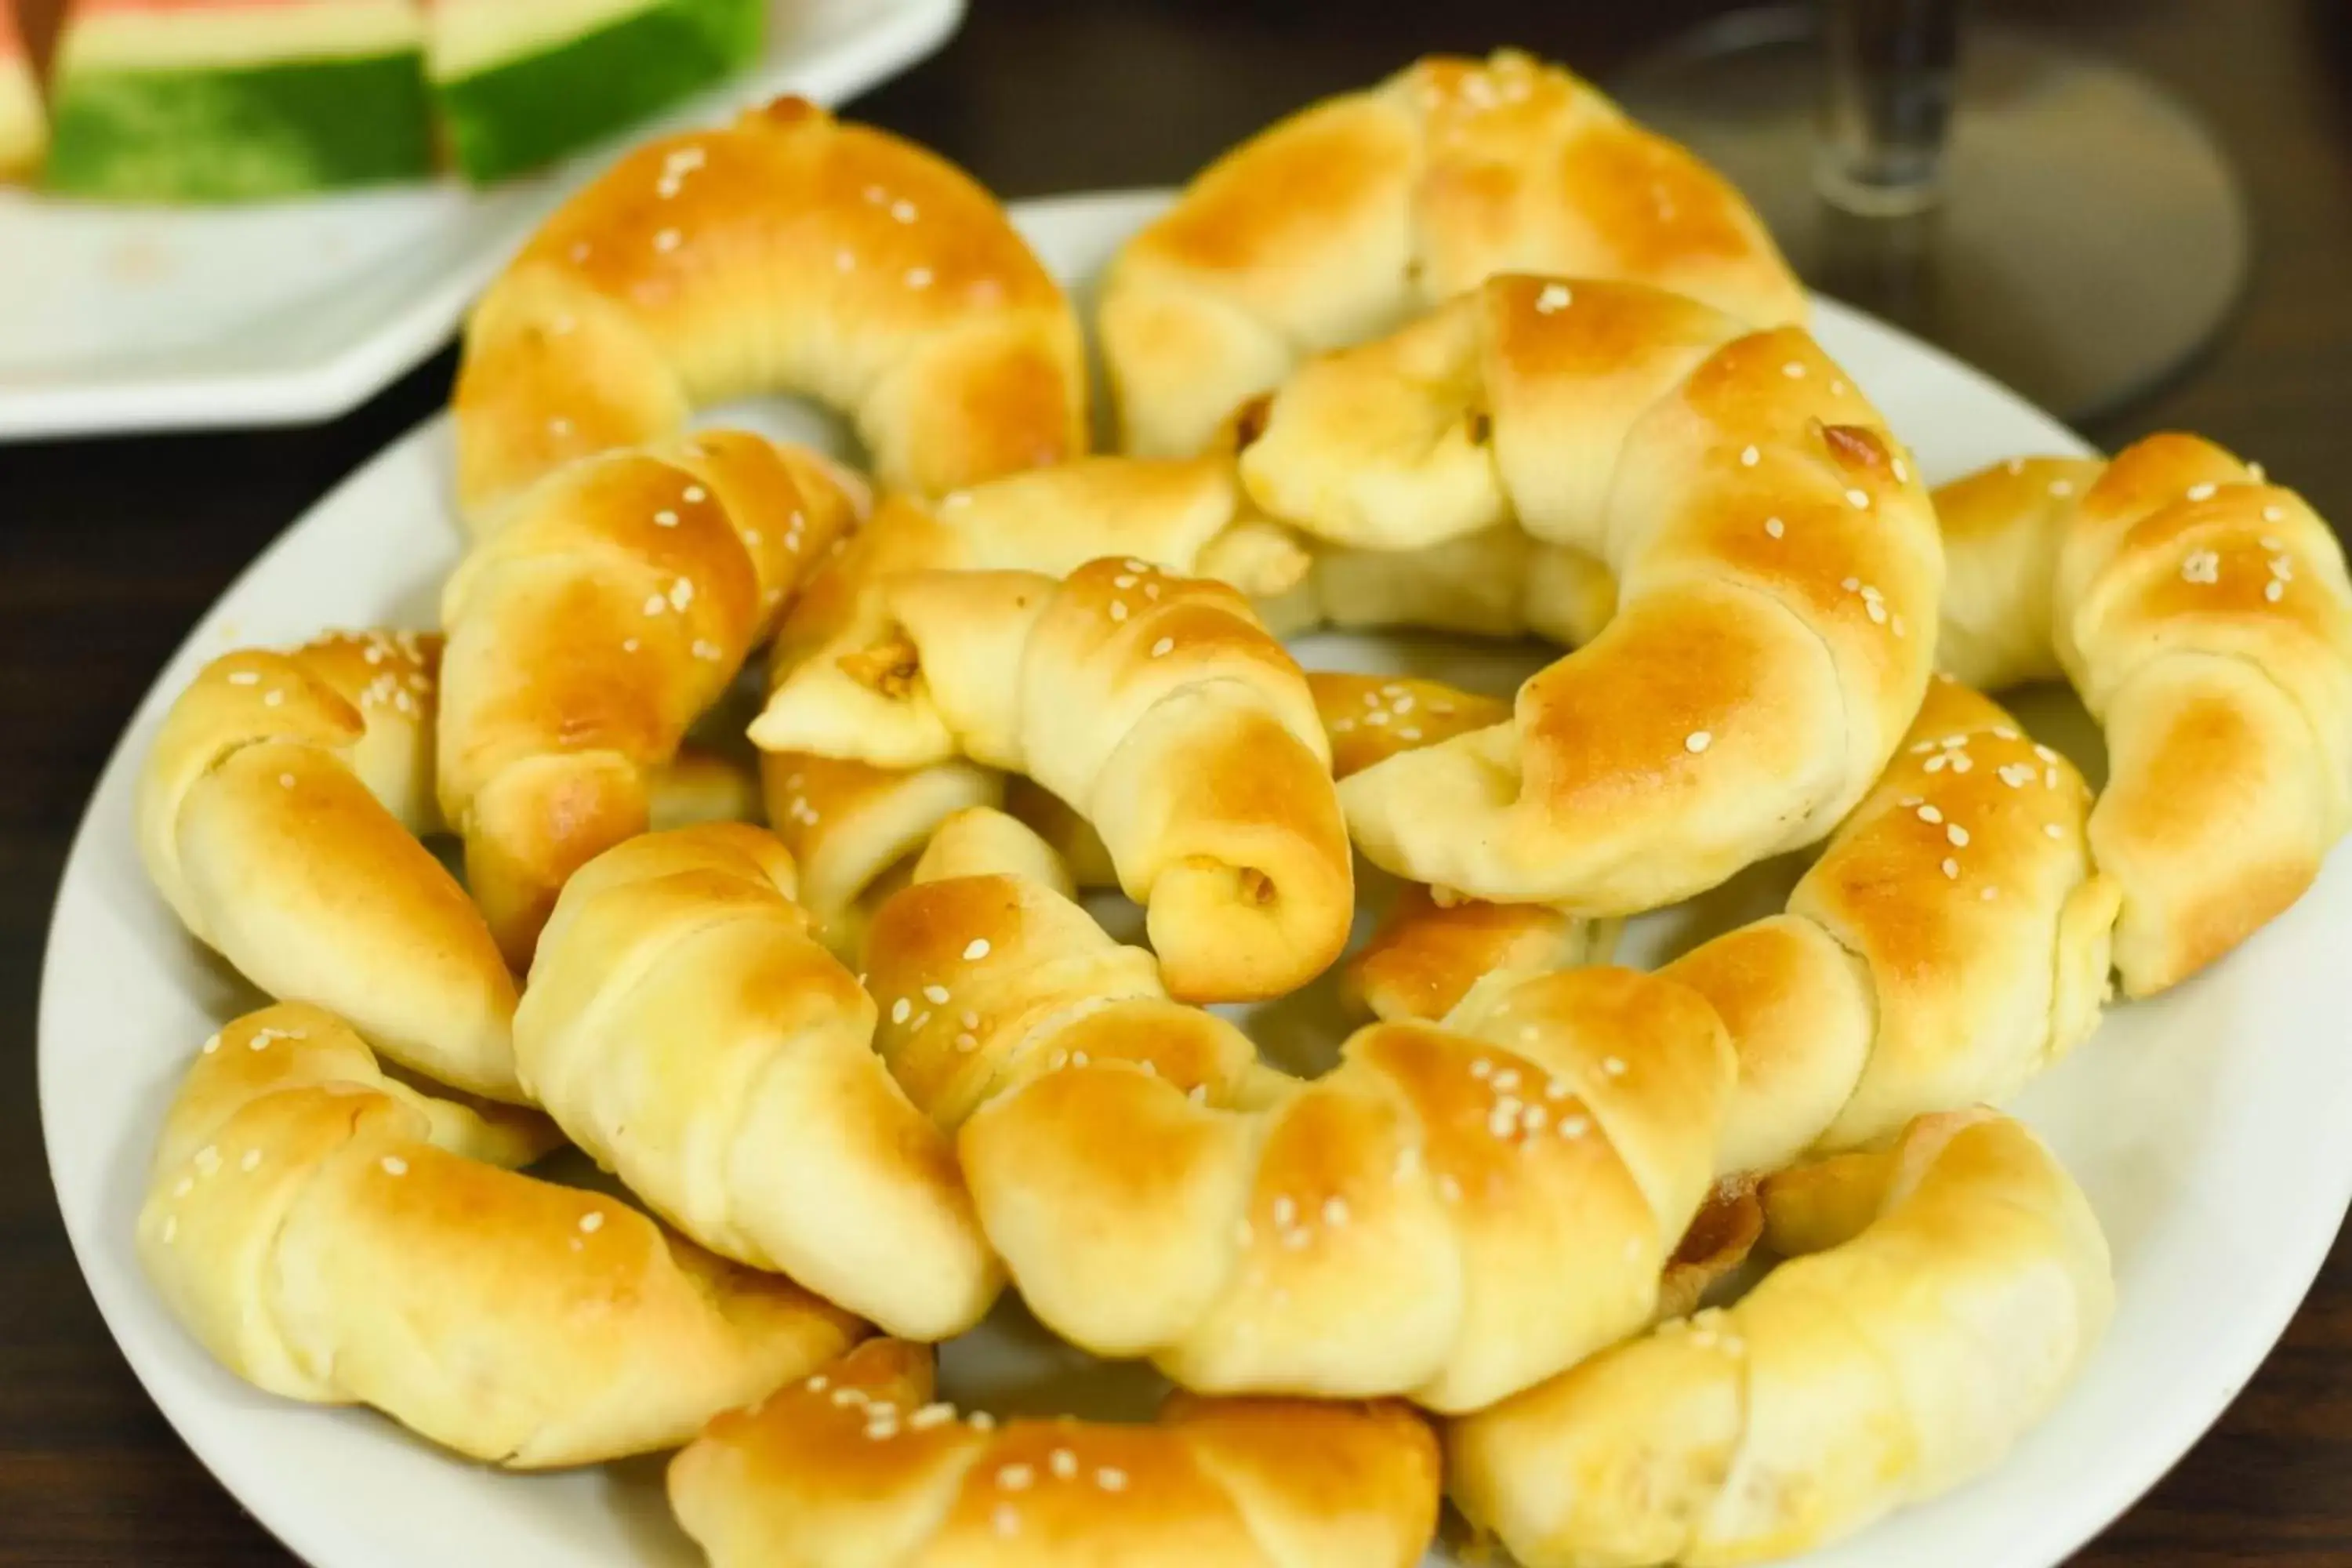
[137,1004,863,1466]
[453,96,1086,527]
[1245,276,1941,912]
[1104,49,1804,456]
[670,1338,1442,1567]
[1450,1109,2112,1566]
[438,430,862,967]
[137,631,524,1101]
[1934,435,2352,994]
[757,559,1352,1000]
[514,825,1001,1341]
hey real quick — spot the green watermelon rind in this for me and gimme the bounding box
[45,53,434,201]
[433,0,763,185]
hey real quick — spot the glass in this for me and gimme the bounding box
[1610,2,2250,421]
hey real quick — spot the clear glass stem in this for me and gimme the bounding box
[1816,0,1962,216]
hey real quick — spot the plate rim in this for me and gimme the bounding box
[38,187,2352,1568]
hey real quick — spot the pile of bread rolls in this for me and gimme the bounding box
[131,50,2352,1568]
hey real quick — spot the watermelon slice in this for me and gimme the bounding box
[0,0,45,180]
[428,0,763,185]
[45,0,434,201]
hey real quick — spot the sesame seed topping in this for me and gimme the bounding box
[910,1403,956,1430]
[2045,823,2066,840]
[201,1033,220,1055]
[969,1411,996,1432]
[994,1504,1019,1538]
[997,1465,1035,1490]
[1367,711,1391,727]
[1097,1467,1128,1492]
[380,1155,407,1175]
[241,1149,261,1171]
[1535,283,1573,313]
[1867,601,1889,624]
[172,1176,193,1196]
[1150,637,1175,658]
[226,670,260,686]
[924,984,951,1005]
[1740,445,1760,467]
[2181,550,2222,584]
[1323,1196,1349,1226]
[1685,731,1713,753]
[1049,1448,1078,1479]
[278,773,296,789]
[954,1033,978,1051]
[1602,1056,1626,1076]
[2267,580,2287,602]
[2045,767,2060,789]
[904,267,934,290]
[1917,804,1944,823]
[1271,1195,1297,1227]
[643,593,666,615]
[162,1216,177,1245]
[1941,857,1960,880]
[1981,886,2000,901]
[1487,1104,1518,1138]
[2007,457,2026,475]
[1947,824,1969,846]
[1188,1084,1207,1105]
[691,639,723,662]
[579,1211,604,1232]
[1469,1058,1492,1079]
[1109,601,1129,622]
[1765,516,1785,539]
[1782,361,1806,379]
[653,229,681,252]
[1491,1068,1521,1092]
[655,509,678,528]
[830,1386,869,1406]
[2187,482,2218,501]
[1846,488,1871,509]
[891,998,911,1025]
[2049,478,2074,498]
[962,1009,982,1028]
[670,578,695,609]
[890,199,918,223]
[1998,762,2034,788]
[835,249,857,272]
[2034,743,2060,762]
[2264,506,2286,523]
[1893,458,1911,483]
[1438,1174,1464,1203]
[1842,576,1862,592]
[622,638,641,653]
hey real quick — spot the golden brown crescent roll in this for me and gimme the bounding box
[670,1338,1443,1567]
[1663,677,2118,1176]
[514,825,1001,1341]
[1242,276,1940,911]
[137,632,524,1102]
[1934,434,2352,994]
[138,1004,864,1467]
[452,96,1086,527]
[1450,1109,2112,1567]
[1103,49,1804,456]
[439,430,862,967]
[1344,884,1614,1027]
[858,854,1732,1412]
[756,559,1352,1001]
[1259,528,1619,648]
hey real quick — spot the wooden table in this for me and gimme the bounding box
[6,0,2350,1560]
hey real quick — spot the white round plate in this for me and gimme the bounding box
[0,0,960,442]
[40,190,2352,1568]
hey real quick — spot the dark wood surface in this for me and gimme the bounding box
[6,0,2351,1561]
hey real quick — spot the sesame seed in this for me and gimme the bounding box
[670,579,695,609]
[1842,577,1862,591]
[830,1387,869,1406]
[653,229,681,252]
[1950,756,1973,773]
[1399,726,1423,739]
[655,510,678,527]
[2264,506,2286,524]
[2034,743,2060,762]
[622,638,640,653]
[201,1033,220,1054]
[1893,458,1911,483]
[1740,445,1760,467]
[173,1177,193,1196]
[227,670,260,686]
[579,1211,604,1232]
[863,184,886,204]
[961,1009,982,1028]
[2249,463,2268,482]
[1438,1174,1464,1203]
[905,267,934,290]
[890,200,918,223]
[1764,516,1784,539]
[998,1465,1035,1490]
[1846,488,1871,509]
[953,1033,978,1051]
[1487,1104,1517,1138]
[162,1216,177,1245]
[805,1375,829,1392]
[910,1403,955,1430]
[1546,1077,1572,1101]
[1522,1105,1548,1133]
[2049,478,2074,498]
[1993,728,2018,740]
[1282,1226,1310,1250]
[1867,600,1888,624]
[691,640,723,662]
[643,593,666,615]
[1998,763,2034,788]
[241,1149,261,1171]
[2272,556,2296,580]
[1536,283,1573,313]
[278,773,296,789]
[891,998,911,1025]
[656,176,681,199]
[835,249,857,273]
[1491,1068,1521,1092]
[2181,550,2222,584]
[550,417,573,438]
[1049,1448,1078,1479]
[2045,823,2065,840]
[1109,601,1129,622]
[2007,457,2026,475]
[1947,824,1970,847]
[1686,731,1713,753]
[1981,886,2000,901]
[964,938,991,960]
[1367,711,1391,727]
[1322,1196,1349,1226]
[1271,1195,1297,1227]
[969,1412,996,1432]
[1097,1467,1128,1492]
[2267,580,2286,602]
[1782,361,1806,379]
[1188,1084,1207,1105]
[1602,1056,1626,1076]
[1469,1058,1492,1079]
[1941,858,1960,880]
[1150,637,1175,657]
[1892,614,1907,638]
[2187,481,2218,501]
[994,1504,1019,1537]
[2045,767,2060,789]
[380,1155,407,1176]
[1917,804,1943,823]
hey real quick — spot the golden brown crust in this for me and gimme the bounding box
[514,826,1003,1340]
[136,634,521,1101]
[670,1339,1443,1567]
[1104,50,1804,456]
[1283,278,1941,911]
[453,97,1085,525]
[438,432,860,967]
[1448,1111,2112,1566]
[1934,434,2352,994]
[138,1004,863,1467]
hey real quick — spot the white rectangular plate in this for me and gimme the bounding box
[0,0,960,441]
